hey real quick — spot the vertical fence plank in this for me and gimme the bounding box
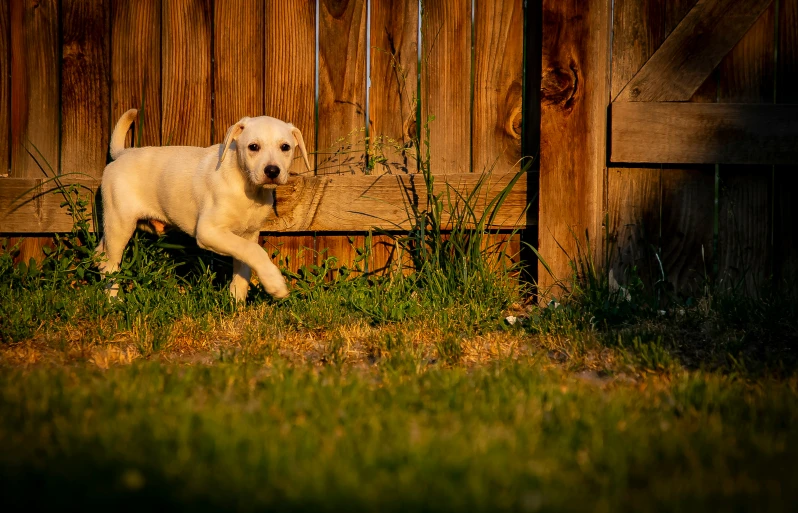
[0,0,9,175]
[316,0,367,272]
[213,0,264,144]
[317,0,367,176]
[263,1,317,271]
[716,4,775,296]
[421,0,471,174]
[607,0,666,292]
[539,0,610,294]
[264,0,316,175]
[368,0,419,275]
[659,0,717,297]
[369,0,419,175]
[61,0,110,178]
[10,0,60,177]
[472,0,524,176]
[162,0,211,147]
[263,234,316,276]
[774,0,798,294]
[8,0,60,263]
[111,0,161,147]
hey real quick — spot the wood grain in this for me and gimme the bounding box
[616,0,773,102]
[421,0,471,174]
[264,0,316,176]
[472,0,524,175]
[161,0,212,147]
[213,0,264,144]
[607,0,666,291]
[0,1,9,175]
[1,173,527,233]
[61,0,110,178]
[539,0,611,294]
[263,1,317,268]
[716,4,775,296]
[1,176,98,233]
[260,234,317,276]
[369,0,419,175]
[9,0,60,264]
[656,0,718,298]
[10,0,60,177]
[659,168,716,294]
[317,0,367,176]
[610,102,797,165]
[774,0,798,293]
[111,0,161,147]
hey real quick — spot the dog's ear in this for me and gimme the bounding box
[220,117,249,163]
[291,126,312,172]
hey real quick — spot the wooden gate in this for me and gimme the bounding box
[540,0,798,297]
[0,0,533,274]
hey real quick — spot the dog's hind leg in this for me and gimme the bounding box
[97,212,137,298]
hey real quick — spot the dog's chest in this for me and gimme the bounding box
[224,193,275,235]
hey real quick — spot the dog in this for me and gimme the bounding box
[96,109,311,301]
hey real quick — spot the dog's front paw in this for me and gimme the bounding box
[269,281,290,300]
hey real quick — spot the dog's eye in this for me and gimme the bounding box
[248,143,260,152]
[280,143,291,152]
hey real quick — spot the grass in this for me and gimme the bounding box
[2,222,798,511]
[2,125,798,511]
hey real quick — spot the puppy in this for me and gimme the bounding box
[96,109,311,301]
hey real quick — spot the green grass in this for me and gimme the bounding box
[1,356,796,512]
[3,132,798,511]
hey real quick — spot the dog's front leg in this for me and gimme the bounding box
[196,223,289,299]
[230,258,252,302]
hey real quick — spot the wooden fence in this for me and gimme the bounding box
[0,0,532,274]
[540,0,798,298]
[3,0,797,298]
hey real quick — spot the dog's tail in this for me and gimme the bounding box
[109,109,138,160]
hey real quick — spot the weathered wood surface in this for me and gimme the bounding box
[61,0,110,178]
[8,0,61,264]
[422,0,472,175]
[262,1,317,263]
[369,0,419,175]
[111,0,161,147]
[774,0,798,294]
[10,0,60,177]
[616,0,773,102]
[610,102,798,165]
[716,4,775,296]
[317,0,367,176]
[264,0,316,175]
[0,0,10,175]
[472,0,524,176]
[539,0,610,294]
[1,173,527,233]
[213,0,263,144]
[607,0,666,291]
[657,0,718,298]
[1,177,98,233]
[161,0,211,147]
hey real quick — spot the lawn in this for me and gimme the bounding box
[1,190,797,512]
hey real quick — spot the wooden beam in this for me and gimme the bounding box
[0,173,527,233]
[610,102,798,164]
[616,0,773,102]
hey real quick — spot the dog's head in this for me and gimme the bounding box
[219,116,311,186]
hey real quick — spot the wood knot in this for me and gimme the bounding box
[541,65,578,108]
[403,115,417,141]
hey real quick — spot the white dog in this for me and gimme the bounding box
[96,109,310,301]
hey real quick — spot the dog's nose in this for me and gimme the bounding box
[265,165,280,179]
